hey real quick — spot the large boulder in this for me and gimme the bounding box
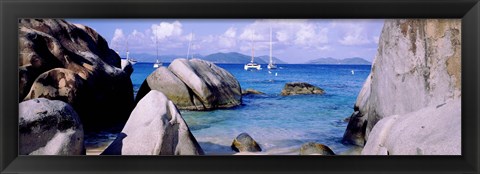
[19,19,134,131]
[299,142,335,155]
[362,99,460,155]
[231,133,262,152]
[135,66,194,109]
[280,82,325,96]
[136,58,242,110]
[342,19,461,154]
[24,68,85,107]
[19,98,84,155]
[102,90,204,155]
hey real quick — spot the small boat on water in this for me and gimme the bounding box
[244,31,261,71]
[153,27,162,68]
[123,39,137,65]
[153,59,161,68]
[267,27,277,70]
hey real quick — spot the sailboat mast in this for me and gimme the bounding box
[269,27,272,64]
[187,31,193,59]
[155,28,158,61]
[251,31,254,63]
[126,38,129,60]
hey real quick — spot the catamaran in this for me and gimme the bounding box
[267,27,277,70]
[244,31,261,71]
[153,27,162,68]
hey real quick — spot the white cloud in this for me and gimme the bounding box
[151,21,183,41]
[238,19,330,51]
[333,20,382,46]
[218,27,237,48]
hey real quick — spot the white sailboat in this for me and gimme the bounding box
[267,27,277,70]
[244,31,261,71]
[153,27,162,68]
[125,39,137,65]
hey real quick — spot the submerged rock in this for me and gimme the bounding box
[136,58,242,110]
[280,82,325,96]
[362,99,460,155]
[299,142,335,155]
[241,88,265,95]
[231,133,262,152]
[102,90,204,155]
[342,19,461,155]
[19,19,134,131]
[19,98,84,155]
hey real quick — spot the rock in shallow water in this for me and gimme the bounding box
[280,82,325,96]
[299,142,335,155]
[231,133,262,152]
[136,58,242,110]
[19,98,84,155]
[102,90,204,155]
[241,88,265,95]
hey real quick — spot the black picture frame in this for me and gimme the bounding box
[1,0,479,173]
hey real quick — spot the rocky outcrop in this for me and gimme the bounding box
[299,142,335,155]
[135,58,242,110]
[19,19,134,131]
[241,88,265,95]
[342,19,461,155]
[280,82,325,96]
[362,99,460,155]
[19,98,84,155]
[231,133,262,152]
[102,90,204,155]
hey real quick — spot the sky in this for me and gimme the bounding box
[67,19,384,64]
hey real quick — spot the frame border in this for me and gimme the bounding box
[1,0,479,173]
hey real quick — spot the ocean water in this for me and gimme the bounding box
[128,63,371,155]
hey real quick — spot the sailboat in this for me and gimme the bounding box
[153,27,162,68]
[244,31,261,71]
[267,27,277,70]
[124,39,137,65]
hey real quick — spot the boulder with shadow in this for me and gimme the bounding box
[19,98,84,155]
[102,90,204,155]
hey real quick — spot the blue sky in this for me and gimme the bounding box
[67,19,384,63]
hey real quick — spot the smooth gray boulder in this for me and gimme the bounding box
[280,82,325,96]
[362,99,460,155]
[19,98,84,155]
[342,19,461,150]
[102,90,204,155]
[135,66,194,109]
[136,58,242,110]
[231,133,262,152]
[299,142,335,155]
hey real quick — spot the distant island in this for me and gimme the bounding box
[121,52,287,64]
[306,57,371,65]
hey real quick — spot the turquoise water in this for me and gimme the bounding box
[130,63,371,155]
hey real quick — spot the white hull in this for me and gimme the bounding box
[153,63,160,68]
[267,64,277,69]
[244,64,261,71]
